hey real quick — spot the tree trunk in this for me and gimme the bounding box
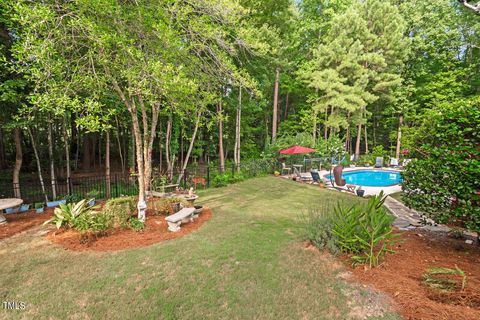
[105,130,111,198]
[217,99,225,173]
[98,133,102,168]
[364,124,369,154]
[12,128,22,199]
[62,116,71,195]
[177,112,201,185]
[395,115,403,160]
[158,121,163,172]
[234,86,242,172]
[138,96,160,192]
[346,126,350,154]
[312,109,318,141]
[272,68,280,144]
[0,128,6,169]
[115,116,125,175]
[129,124,136,173]
[47,119,57,199]
[82,133,91,170]
[75,129,80,170]
[128,102,146,221]
[165,116,173,181]
[355,123,362,160]
[324,108,328,140]
[284,92,289,120]
[28,128,48,203]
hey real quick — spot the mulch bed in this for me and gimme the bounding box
[46,208,212,252]
[0,208,54,240]
[347,230,480,320]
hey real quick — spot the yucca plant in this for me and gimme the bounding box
[331,192,399,268]
[351,192,398,268]
[44,199,98,229]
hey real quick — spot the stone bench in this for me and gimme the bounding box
[165,207,195,232]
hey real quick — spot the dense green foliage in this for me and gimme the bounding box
[402,98,480,233]
[103,197,137,229]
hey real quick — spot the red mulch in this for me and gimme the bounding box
[347,230,480,320]
[0,208,54,240]
[46,208,212,252]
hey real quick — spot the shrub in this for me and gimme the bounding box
[348,194,398,268]
[103,197,136,228]
[129,218,145,232]
[151,197,187,215]
[211,173,230,187]
[89,212,113,232]
[303,192,398,268]
[300,203,342,254]
[65,193,83,204]
[402,98,480,235]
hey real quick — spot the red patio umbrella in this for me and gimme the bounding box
[279,145,316,154]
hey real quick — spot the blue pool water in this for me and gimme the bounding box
[325,170,402,187]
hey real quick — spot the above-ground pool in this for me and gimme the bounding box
[325,170,402,187]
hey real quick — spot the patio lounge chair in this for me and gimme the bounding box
[310,170,321,184]
[295,170,312,183]
[389,158,399,167]
[333,165,356,193]
[374,157,384,168]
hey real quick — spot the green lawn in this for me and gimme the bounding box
[389,192,404,204]
[0,177,399,319]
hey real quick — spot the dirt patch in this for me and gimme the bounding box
[46,208,212,252]
[0,209,54,240]
[348,230,480,320]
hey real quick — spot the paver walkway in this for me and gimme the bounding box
[384,196,450,232]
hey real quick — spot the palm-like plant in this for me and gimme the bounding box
[44,199,98,229]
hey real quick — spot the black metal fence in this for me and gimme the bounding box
[0,159,278,205]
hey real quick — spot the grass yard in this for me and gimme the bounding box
[389,192,404,204]
[0,177,399,319]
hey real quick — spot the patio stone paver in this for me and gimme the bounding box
[384,196,450,232]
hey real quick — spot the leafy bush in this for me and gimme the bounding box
[151,197,187,215]
[303,192,397,268]
[65,193,83,204]
[129,218,145,232]
[89,212,113,232]
[103,197,136,228]
[402,98,480,234]
[300,203,343,254]
[211,173,230,187]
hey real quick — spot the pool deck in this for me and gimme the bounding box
[287,166,403,196]
[323,166,402,196]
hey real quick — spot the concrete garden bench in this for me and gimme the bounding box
[165,207,195,232]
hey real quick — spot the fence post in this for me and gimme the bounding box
[207,166,210,188]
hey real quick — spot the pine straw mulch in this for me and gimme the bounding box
[46,207,212,252]
[347,230,480,320]
[0,208,54,240]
